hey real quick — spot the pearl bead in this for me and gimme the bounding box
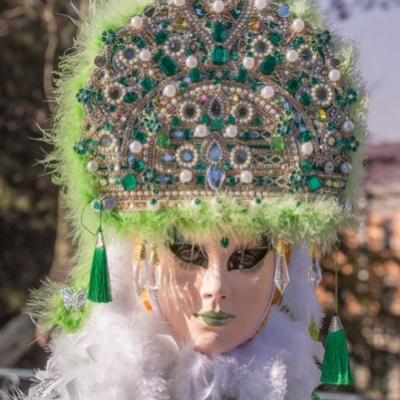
[87,161,99,173]
[340,162,353,174]
[254,0,267,10]
[173,0,185,6]
[162,84,177,98]
[286,49,299,63]
[291,18,305,33]
[240,170,253,184]
[242,57,255,70]
[180,169,193,183]
[194,124,208,138]
[342,120,355,134]
[329,69,341,82]
[185,55,198,69]
[129,141,142,154]
[139,49,151,62]
[300,142,314,156]
[130,16,143,30]
[224,125,238,138]
[261,85,275,99]
[212,0,225,13]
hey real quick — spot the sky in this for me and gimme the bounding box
[322,4,400,144]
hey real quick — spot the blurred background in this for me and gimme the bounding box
[0,0,399,399]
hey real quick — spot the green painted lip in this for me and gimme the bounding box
[194,311,235,327]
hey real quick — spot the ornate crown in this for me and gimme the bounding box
[74,0,363,212]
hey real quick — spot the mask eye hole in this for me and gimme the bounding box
[169,243,208,268]
[227,247,270,271]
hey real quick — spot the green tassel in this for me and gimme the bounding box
[87,228,112,303]
[321,316,355,386]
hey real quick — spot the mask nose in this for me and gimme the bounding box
[200,264,230,301]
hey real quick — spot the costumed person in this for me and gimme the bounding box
[23,0,368,398]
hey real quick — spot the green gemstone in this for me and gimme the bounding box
[260,55,277,75]
[257,177,266,186]
[201,114,210,124]
[228,115,236,124]
[171,117,182,126]
[223,161,232,170]
[298,130,312,142]
[133,131,148,144]
[308,176,323,192]
[194,198,202,205]
[237,68,248,83]
[287,79,301,96]
[154,31,169,44]
[124,91,138,103]
[211,46,229,65]
[166,176,175,184]
[190,68,202,82]
[254,116,263,126]
[132,36,146,48]
[156,134,170,148]
[196,161,206,173]
[140,77,154,92]
[228,177,238,187]
[211,118,224,131]
[212,22,229,43]
[231,52,239,61]
[196,175,206,184]
[290,172,306,189]
[220,237,230,248]
[270,137,285,152]
[269,32,284,46]
[299,92,312,106]
[159,55,180,76]
[132,160,146,172]
[300,160,313,173]
[122,175,138,191]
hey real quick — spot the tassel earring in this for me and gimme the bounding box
[87,210,112,303]
[308,244,323,288]
[274,236,291,294]
[321,253,354,386]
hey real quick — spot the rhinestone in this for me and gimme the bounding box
[277,5,291,18]
[207,167,225,191]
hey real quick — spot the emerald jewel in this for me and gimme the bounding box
[124,91,138,103]
[159,55,180,76]
[300,160,313,173]
[308,176,323,192]
[270,137,285,152]
[140,77,154,92]
[212,46,229,65]
[260,55,277,75]
[212,22,229,43]
[190,68,202,82]
[220,237,230,248]
[122,174,138,191]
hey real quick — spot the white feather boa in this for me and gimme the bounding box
[22,238,324,400]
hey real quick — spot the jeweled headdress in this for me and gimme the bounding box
[76,0,362,209]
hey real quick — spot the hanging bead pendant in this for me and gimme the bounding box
[308,245,323,287]
[274,238,290,293]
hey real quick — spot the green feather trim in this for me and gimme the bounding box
[321,316,355,386]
